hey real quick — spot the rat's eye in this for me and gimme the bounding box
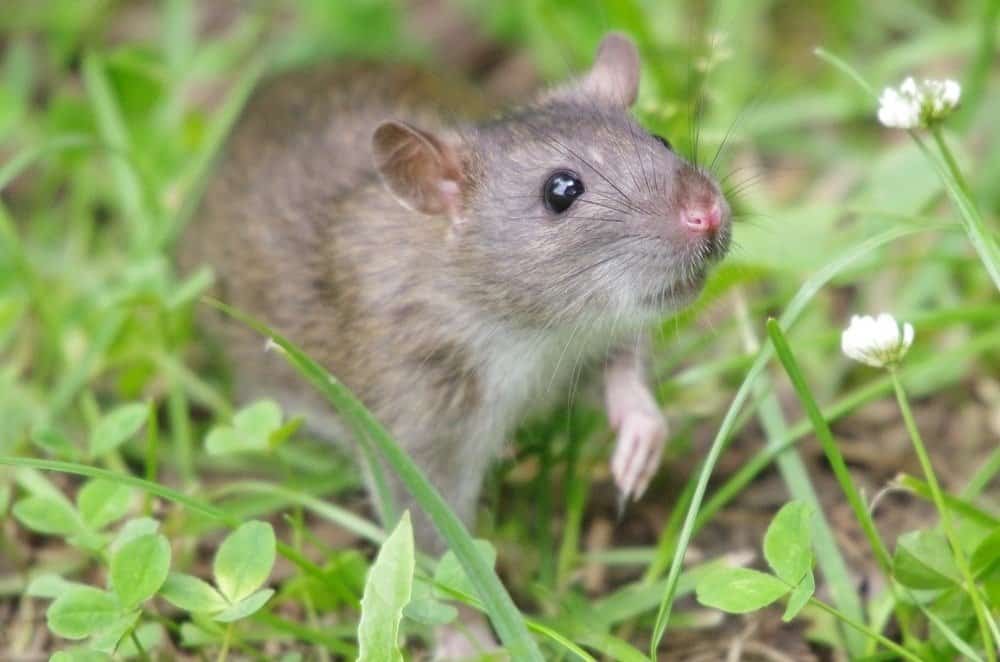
[543,171,584,214]
[654,134,673,151]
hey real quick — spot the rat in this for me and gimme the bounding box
[180,32,730,657]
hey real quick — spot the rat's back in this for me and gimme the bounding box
[178,63,485,403]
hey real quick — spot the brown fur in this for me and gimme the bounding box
[179,36,730,553]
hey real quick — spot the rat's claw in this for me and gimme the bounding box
[611,407,667,503]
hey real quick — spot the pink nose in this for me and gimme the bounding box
[681,204,722,234]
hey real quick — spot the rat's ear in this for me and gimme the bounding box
[582,32,640,108]
[372,120,465,217]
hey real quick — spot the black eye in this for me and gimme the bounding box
[543,170,584,214]
[654,134,673,151]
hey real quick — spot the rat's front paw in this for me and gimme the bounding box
[610,405,667,502]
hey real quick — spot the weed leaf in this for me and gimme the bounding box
[77,479,132,530]
[110,533,171,606]
[13,495,82,536]
[113,517,160,551]
[88,609,141,653]
[893,530,962,589]
[403,598,459,626]
[26,573,89,599]
[696,567,789,613]
[47,586,122,639]
[213,520,276,603]
[233,399,282,434]
[764,501,814,584]
[970,527,1000,577]
[213,588,275,622]
[434,539,497,599]
[782,569,815,621]
[91,403,147,458]
[357,511,414,662]
[160,573,228,613]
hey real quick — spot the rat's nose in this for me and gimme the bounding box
[680,203,722,234]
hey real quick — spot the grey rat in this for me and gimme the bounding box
[181,32,729,656]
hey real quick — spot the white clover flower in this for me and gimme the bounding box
[841,314,914,368]
[877,76,961,129]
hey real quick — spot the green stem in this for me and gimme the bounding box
[742,307,865,656]
[930,127,972,197]
[217,623,234,662]
[807,597,923,662]
[964,445,1000,499]
[890,369,996,662]
[814,47,1000,293]
[813,48,876,98]
[130,630,150,662]
[647,225,931,655]
[766,320,922,649]
[167,383,194,488]
[143,400,158,516]
[767,320,893,573]
[919,127,1000,293]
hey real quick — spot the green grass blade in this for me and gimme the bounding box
[698,325,1000,536]
[524,621,599,662]
[897,474,998,528]
[81,52,156,252]
[921,130,1000,292]
[918,601,986,662]
[169,53,269,243]
[765,320,893,573]
[647,224,928,655]
[813,48,876,98]
[738,311,864,655]
[0,456,229,522]
[213,481,385,545]
[204,299,544,661]
[964,446,1000,499]
[0,135,94,191]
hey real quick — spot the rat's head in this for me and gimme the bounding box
[371,33,730,327]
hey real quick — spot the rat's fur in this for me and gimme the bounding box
[180,35,730,557]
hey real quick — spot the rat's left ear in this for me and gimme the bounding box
[372,120,465,218]
[582,32,640,108]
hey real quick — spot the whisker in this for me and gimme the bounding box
[574,198,632,218]
[523,122,649,215]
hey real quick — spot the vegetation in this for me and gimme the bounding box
[1,1,997,659]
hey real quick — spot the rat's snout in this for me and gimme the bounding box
[679,203,723,234]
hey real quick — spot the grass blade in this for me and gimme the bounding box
[765,320,893,572]
[204,299,544,661]
[81,52,156,252]
[648,224,929,655]
[736,301,865,655]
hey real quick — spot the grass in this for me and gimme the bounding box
[1,1,999,660]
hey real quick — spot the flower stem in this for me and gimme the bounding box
[929,127,972,197]
[766,320,893,573]
[890,369,996,662]
[217,623,234,662]
[807,597,923,662]
[130,630,149,662]
[919,127,1000,292]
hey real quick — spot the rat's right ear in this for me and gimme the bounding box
[372,120,465,218]
[582,32,640,108]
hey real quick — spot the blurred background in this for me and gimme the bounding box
[1,1,998,660]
